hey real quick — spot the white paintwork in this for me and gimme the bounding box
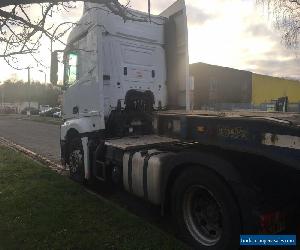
[160,0,185,17]
[262,133,300,150]
[189,76,195,111]
[81,137,90,179]
[63,24,105,126]
[62,0,189,131]
[186,77,190,112]
[61,1,189,181]
[61,115,103,140]
[62,4,170,125]
[161,0,189,107]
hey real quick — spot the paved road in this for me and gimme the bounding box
[0,116,60,163]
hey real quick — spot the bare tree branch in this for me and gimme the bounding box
[0,0,112,8]
[0,0,154,71]
[0,8,52,37]
[257,0,300,48]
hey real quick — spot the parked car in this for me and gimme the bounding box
[0,107,17,114]
[53,111,62,118]
[39,107,60,117]
[21,107,39,115]
[39,105,51,113]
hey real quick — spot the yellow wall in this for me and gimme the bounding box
[252,74,300,105]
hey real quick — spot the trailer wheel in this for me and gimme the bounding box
[68,138,85,183]
[171,167,240,250]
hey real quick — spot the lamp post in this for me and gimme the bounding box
[1,85,4,108]
[27,67,31,116]
[39,69,47,84]
[148,0,151,22]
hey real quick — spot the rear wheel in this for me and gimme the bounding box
[171,167,241,250]
[67,138,85,183]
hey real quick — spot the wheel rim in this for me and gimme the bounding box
[183,185,223,246]
[69,149,83,174]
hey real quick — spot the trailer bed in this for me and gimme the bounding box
[155,110,300,169]
[158,110,300,126]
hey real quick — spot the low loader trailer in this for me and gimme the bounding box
[50,1,300,249]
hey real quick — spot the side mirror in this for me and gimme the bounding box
[50,51,58,85]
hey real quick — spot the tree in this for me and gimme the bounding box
[0,0,150,70]
[0,78,61,105]
[258,0,300,49]
[0,3,74,69]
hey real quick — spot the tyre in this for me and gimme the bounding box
[171,167,241,250]
[67,137,85,183]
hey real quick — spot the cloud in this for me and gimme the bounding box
[246,57,300,79]
[186,5,213,26]
[187,0,300,80]
[1,0,300,82]
[240,16,300,79]
[122,0,213,25]
[246,23,274,38]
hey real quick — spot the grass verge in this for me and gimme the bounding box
[20,115,63,125]
[0,146,187,250]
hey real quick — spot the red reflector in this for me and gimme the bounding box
[260,211,286,234]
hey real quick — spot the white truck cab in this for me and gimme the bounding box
[59,0,189,139]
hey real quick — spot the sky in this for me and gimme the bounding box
[0,0,299,83]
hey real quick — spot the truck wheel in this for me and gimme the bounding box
[68,138,85,183]
[171,167,240,250]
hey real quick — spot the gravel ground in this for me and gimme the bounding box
[0,115,60,163]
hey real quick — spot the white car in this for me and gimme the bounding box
[53,111,62,118]
[40,105,51,113]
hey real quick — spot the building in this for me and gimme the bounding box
[190,62,300,112]
[252,74,300,112]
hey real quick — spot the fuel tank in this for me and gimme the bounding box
[123,149,175,205]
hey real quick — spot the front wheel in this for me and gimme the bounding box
[171,167,241,250]
[67,138,85,183]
